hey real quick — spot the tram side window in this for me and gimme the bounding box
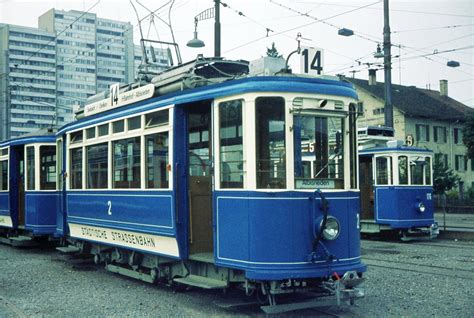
[70,148,83,189]
[26,147,35,190]
[410,158,424,185]
[86,143,108,189]
[219,99,243,188]
[376,157,389,185]
[425,157,432,185]
[146,133,169,188]
[0,160,7,191]
[40,146,56,190]
[113,137,141,188]
[256,97,286,189]
[398,156,408,185]
[146,110,169,128]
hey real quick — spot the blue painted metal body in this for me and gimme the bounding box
[360,146,435,230]
[58,76,365,280]
[214,190,365,280]
[0,134,57,235]
[374,186,434,228]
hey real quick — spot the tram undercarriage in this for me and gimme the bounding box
[60,240,364,313]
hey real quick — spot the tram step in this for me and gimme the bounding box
[106,264,155,284]
[173,275,228,289]
[56,246,81,254]
[9,236,38,247]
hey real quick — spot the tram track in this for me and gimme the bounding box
[363,257,474,280]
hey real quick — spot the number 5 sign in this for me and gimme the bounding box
[300,46,324,75]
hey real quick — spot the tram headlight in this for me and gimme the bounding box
[321,216,340,240]
[417,202,426,213]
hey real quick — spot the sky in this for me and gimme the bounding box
[0,0,473,107]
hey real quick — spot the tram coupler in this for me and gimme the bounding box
[334,271,365,306]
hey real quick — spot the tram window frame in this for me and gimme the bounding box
[0,159,8,191]
[86,127,96,139]
[0,148,8,156]
[375,156,391,185]
[127,116,141,131]
[145,110,169,128]
[112,120,125,134]
[255,96,286,189]
[26,146,35,190]
[70,147,83,189]
[70,130,83,144]
[219,99,244,189]
[112,137,141,189]
[409,157,425,185]
[145,132,170,189]
[56,139,63,191]
[398,155,409,185]
[39,146,56,190]
[425,156,432,185]
[86,142,108,189]
[98,123,109,137]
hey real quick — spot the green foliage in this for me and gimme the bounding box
[446,190,459,201]
[433,155,461,194]
[466,187,474,200]
[462,114,474,159]
[266,42,282,58]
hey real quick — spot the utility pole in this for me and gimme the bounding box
[383,0,393,128]
[214,0,221,57]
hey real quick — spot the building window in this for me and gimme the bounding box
[40,146,56,190]
[433,126,447,143]
[146,133,169,188]
[86,143,108,189]
[435,153,449,168]
[455,155,467,171]
[219,99,243,188]
[373,107,384,115]
[416,124,430,142]
[453,128,463,144]
[256,97,286,189]
[357,102,364,117]
[113,137,141,188]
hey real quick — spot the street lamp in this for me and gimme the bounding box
[187,0,221,57]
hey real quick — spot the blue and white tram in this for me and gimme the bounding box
[359,140,438,239]
[57,59,366,312]
[0,130,58,245]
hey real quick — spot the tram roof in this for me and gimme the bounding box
[0,129,56,147]
[57,75,358,135]
[359,145,433,156]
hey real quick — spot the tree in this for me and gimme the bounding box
[462,113,474,160]
[433,156,460,195]
[266,42,282,58]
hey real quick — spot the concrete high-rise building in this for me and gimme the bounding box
[0,24,57,140]
[39,9,135,126]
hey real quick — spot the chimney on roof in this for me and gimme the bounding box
[440,79,448,97]
[368,69,376,86]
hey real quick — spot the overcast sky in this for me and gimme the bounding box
[1,0,473,106]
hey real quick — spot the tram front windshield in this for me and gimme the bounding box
[294,114,344,189]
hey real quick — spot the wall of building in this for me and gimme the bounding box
[0,24,57,138]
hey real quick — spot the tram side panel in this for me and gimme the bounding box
[24,192,58,235]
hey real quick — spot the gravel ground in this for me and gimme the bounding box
[0,238,473,317]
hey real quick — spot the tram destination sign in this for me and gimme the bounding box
[84,83,155,117]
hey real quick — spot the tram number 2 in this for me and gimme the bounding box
[107,200,112,215]
[301,47,323,75]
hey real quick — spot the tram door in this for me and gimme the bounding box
[187,102,213,255]
[12,147,25,226]
[359,156,374,219]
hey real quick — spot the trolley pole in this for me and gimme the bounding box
[214,0,221,57]
[383,0,393,128]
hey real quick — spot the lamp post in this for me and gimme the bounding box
[187,0,221,57]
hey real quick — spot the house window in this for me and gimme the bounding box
[435,153,449,168]
[416,124,430,142]
[373,107,384,115]
[455,155,467,171]
[433,126,447,143]
[357,102,364,117]
[453,128,462,144]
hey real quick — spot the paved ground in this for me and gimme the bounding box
[0,238,473,317]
